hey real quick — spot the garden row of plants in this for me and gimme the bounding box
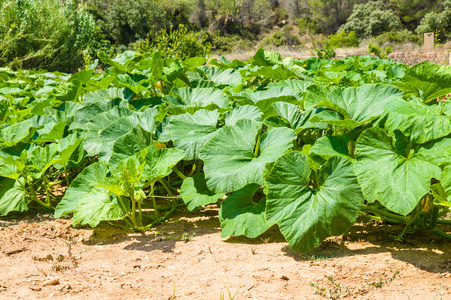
[1,49,451,252]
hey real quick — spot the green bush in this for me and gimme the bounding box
[260,31,286,47]
[297,17,318,35]
[86,0,194,46]
[133,25,211,60]
[368,43,392,59]
[416,0,451,41]
[315,45,336,59]
[210,33,255,53]
[327,31,360,48]
[260,26,300,48]
[0,0,98,72]
[340,1,401,39]
[372,30,421,45]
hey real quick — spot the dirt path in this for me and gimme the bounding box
[0,209,450,299]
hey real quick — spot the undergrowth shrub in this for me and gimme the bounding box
[372,30,421,45]
[368,42,392,59]
[260,26,300,48]
[327,31,360,48]
[210,33,255,53]
[133,25,211,60]
[0,0,98,72]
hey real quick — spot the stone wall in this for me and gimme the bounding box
[387,51,450,66]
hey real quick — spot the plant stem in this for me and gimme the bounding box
[149,183,160,221]
[360,206,406,222]
[138,201,142,226]
[398,199,426,239]
[64,167,70,187]
[438,208,450,218]
[254,129,262,157]
[431,228,451,240]
[187,163,196,177]
[28,184,53,210]
[172,166,186,180]
[48,180,63,187]
[158,179,173,196]
[143,207,176,230]
[429,206,439,229]
[348,140,355,158]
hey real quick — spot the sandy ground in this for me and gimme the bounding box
[0,208,450,300]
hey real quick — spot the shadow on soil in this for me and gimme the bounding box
[281,221,451,274]
[83,208,222,253]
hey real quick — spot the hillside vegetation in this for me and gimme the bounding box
[0,0,450,71]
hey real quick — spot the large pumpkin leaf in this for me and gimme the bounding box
[54,162,123,223]
[194,66,243,87]
[0,119,37,147]
[180,173,225,211]
[200,119,296,193]
[251,48,282,66]
[310,135,352,161]
[416,137,451,168]
[219,184,273,238]
[239,87,303,118]
[142,145,186,184]
[108,126,152,168]
[375,98,451,144]
[264,152,364,253]
[311,84,403,130]
[396,62,451,103]
[171,87,229,109]
[441,166,451,204]
[354,127,441,215]
[0,178,27,215]
[224,105,262,126]
[158,109,219,160]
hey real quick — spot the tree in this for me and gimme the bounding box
[340,0,401,38]
[416,0,451,41]
[390,0,442,31]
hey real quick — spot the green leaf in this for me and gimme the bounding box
[142,145,186,184]
[219,184,273,239]
[159,110,219,160]
[85,114,140,161]
[240,87,303,118]
[180,173,225,211]
[195,66,243,87]
[73,193,126,227]
[209,57,246,69]
[55,162,113,218]
[171,87,229,109]
[311,84,403,130]
[0,119,36,147]
[375,99,451,144]
[430,182,451,207]
[264,152,364,253]
[440,166,451,205]
[354,127,441,215]
[0,178,27,215]
[200,119,296,193]
[251,48,282,66]
[108,126,151,168]
[28,143,60,179]
[310,135,352,161]
[397,62,451,102]
[416,137,451,168]
[224,105,262,126]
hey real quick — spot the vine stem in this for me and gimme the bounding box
[172,166,186,180]
[431,228,451,240]
[360,206,406,222]
[254,129,262,157]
